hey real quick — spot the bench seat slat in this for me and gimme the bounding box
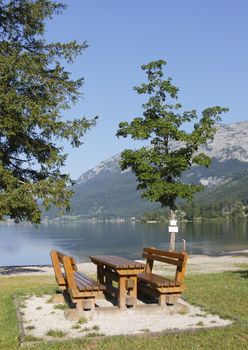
[74,272,105,291]
[138,272,181,288]
[74,271,100,287]
[74,276,95,291]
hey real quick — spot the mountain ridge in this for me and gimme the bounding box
[46,121,248,219]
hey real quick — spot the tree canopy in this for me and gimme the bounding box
[0,0,97,223]
[117,60,228,212]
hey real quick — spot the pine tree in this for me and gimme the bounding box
[117,60,228,250]
[0,0,97,223]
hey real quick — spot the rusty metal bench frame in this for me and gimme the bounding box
[50,250,105,311]
[138,247,188,306]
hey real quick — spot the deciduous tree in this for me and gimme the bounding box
[117,60,228,250]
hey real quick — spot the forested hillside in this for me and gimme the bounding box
[45,122,248,220]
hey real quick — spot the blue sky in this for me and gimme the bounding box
[45,0,248,179]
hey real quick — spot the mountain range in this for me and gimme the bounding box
[46,121,248,219]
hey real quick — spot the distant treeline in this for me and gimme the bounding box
[141,201,248,222]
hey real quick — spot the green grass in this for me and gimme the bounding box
[0,270,247,349]
[46,329,67,338]
[77,317,87,324]
[25,325,35,330]
[53,303,68,310]
[72,324,81,330]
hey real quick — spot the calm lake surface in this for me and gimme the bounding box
[1,221,248,266]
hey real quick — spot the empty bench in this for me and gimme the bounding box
[138,247,188,306]
[50,250,105,311]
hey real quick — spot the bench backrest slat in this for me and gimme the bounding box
[142,252,182,267]
[62,255,78,292]
[143,247,188,283]
[143,247,184,260]
[50,250,66,286]
[50,250,77,289]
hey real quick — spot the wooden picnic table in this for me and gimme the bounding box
[90,255,145,309]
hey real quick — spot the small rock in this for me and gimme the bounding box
[51,294,65,303]
[174,303,189,314]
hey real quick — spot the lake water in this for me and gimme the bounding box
[1,221,248,266]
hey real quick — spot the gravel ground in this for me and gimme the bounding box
[21,295,232,339]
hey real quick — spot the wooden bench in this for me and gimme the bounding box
[50,250,105,311]
[137,247,188,306]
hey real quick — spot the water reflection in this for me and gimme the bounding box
[0,221,248,266]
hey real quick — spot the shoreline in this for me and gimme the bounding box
[0,250,247,277]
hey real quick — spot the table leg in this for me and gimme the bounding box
[128,276,137,308]
[118,276,126,309]
[97,265,105,284]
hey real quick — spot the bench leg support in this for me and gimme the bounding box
[165,294,179,305]
[158,294,166,306]
[76,299,83,311]
[83,298,95,311]
[75,298,95,311]
[118,276,126,309]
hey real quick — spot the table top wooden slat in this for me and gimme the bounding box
[90,255,145,269]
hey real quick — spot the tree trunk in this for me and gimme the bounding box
[169,209,177,251]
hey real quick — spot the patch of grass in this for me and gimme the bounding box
[196,321,205,326]
[195,313,207,317]
[25,335,43,342]
[0,271,248,349]
[85,331,103,338]
[36,306,42,310]
[92,325,100,331]
[140,328,150,332]
[18,301,26,309]
[184,271,248,322]
[77,316,87,324]
[53,303,67,310]
[46,329,67,338]
[25,325,35,330]
[80,327,91,332]
[46,296,54,303]
[72,324,81,330]
[234,263,248,269]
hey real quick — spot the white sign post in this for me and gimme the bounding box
[169,219,178,251]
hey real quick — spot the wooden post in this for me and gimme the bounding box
[128,276,137,308]
[175,252,188,283]
[76,299,83,311]
[145,246,155,273]
[158,294,166,306]
[97,265,105,285]
[83,298,95,311]
[118,276,126,309]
